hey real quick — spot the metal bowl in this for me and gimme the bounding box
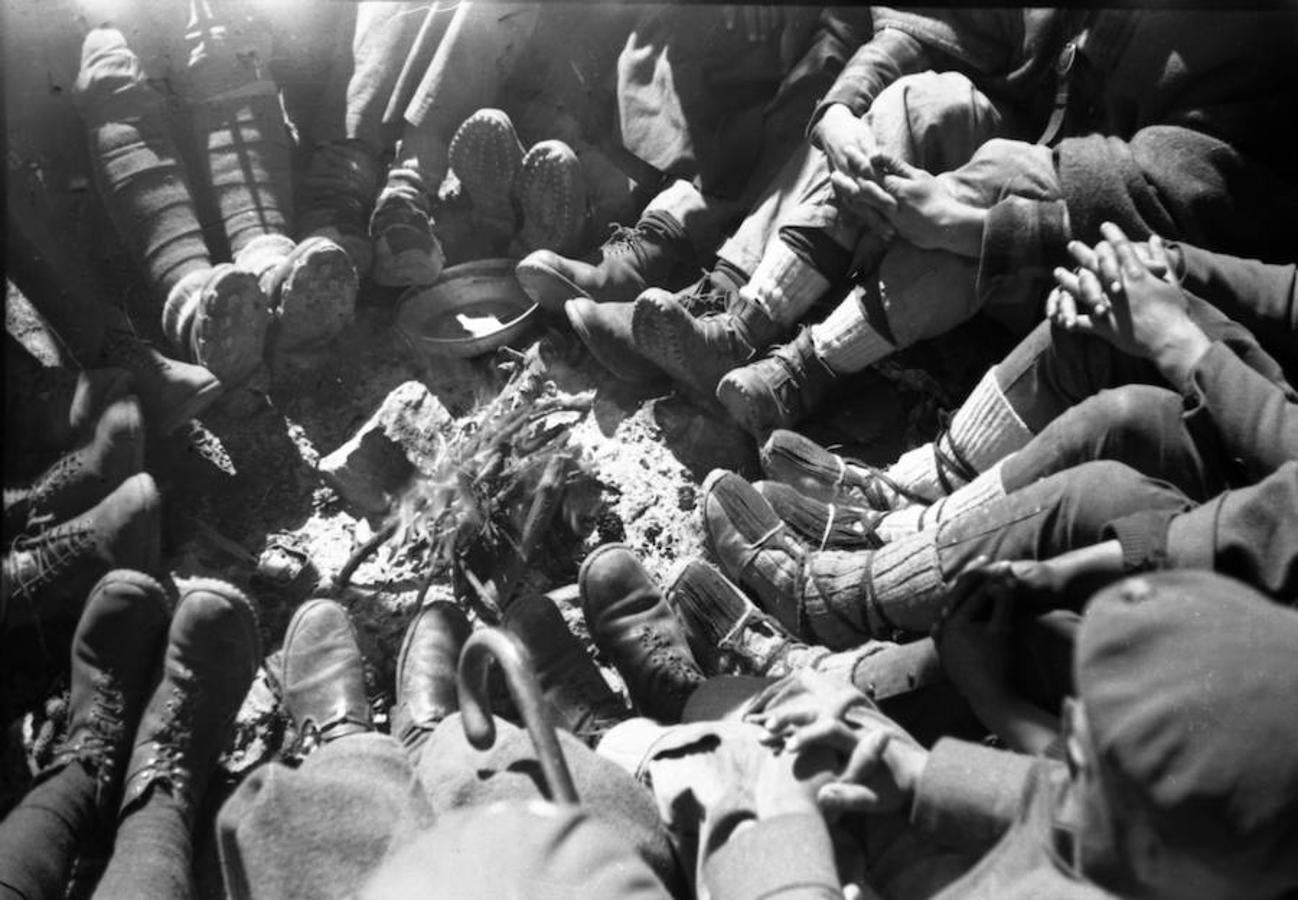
[395,258,539,359]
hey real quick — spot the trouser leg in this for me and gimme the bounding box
[0,764,99,900]
[93,786,194,900]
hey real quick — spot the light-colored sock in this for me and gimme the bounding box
[923,460,1008,526]
[801,549,875,650]
[885,370,1032,501]
[740,240,830,325]
[810,289,896,374]
[866,530,945,634]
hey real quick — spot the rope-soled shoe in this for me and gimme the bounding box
[759,429,922,512]
[752,480,884,551]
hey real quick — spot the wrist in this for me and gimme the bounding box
[943,203,986,258]
[1152,322,1212,391]
[886,738,928,800]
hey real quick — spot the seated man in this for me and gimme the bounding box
[747,570,1298,900]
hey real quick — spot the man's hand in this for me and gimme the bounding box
[744,669,872,741]
[934,563,1017,707]
[1050,222,1211,389]
[841,153,985,257]
[783,711,927,817]
[812,105,894,237]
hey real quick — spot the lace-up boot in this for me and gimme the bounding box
[633,283,781,400]
[502,593,628,747]
[234,233,357,354]
[35,571,170,821]
[759,429,920,511]
[667,559,828,678]
[448,109,525,234]
[516,212,695,311]
[580,544,703,723]
[564,299,666,385]
[392,601,471,750]
[516,140,587,255]
[716,329,836,438]
[98,327,223,434]
[700,469,873,651]
[3,473,161,632]
[4,395,145,538]
[280,599,373,750]
[118,578,260,826]
[370,165,445,287]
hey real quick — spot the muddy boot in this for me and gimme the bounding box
[370,164,445,288]
[449,109,525,236]
[96,578,258,898]
[392,601,471,751]
[515,140,587,256]
[234,234,357,353]
[5,348,134,453]
[700,469,873,650]
[281,598,374,749]
[502,593,628,747]
[752,480,884,551]
[564,299,665,385]
[2,473,162,634]
[579,544,704,723]
[759,429,923,512]
[4,396,145,538]
[160,264,271,385]
[298,139,382,279]
[515,195,698,311]
[97,326,224,434]
[716,329,836,439]
[667,559,828,678]
[633,285,781,400]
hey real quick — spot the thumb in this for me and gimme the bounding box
[817,782,880,815]
[870,152,916,179]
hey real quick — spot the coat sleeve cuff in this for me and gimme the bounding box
[977,197,1071,304]
[1164,499,1221,570]
[704,813,841,900]
[1101,510,1181,572]
[911,739,1035,852]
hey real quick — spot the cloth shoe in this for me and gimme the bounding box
[392,601,471,750]
[369,165,445,288]
[701,469,873,650]
[234,234,357,354]
[280,599,373,749]
[35,570,170,823]
[633,284,780,400]
[502,593,628,746]
[759,429,922,511]
[515,213,695,311]
[564,299,666,386]
[516,140,588,256]
[579,544,704,723]
[98,327,223,434]
[667,559,828,678]
[161,264,271,386]
[752,480,884,551]
[448,109,525,234]
[716,328,837,439]
[118,578,260,826]
[3,473,161,634]
[4,395,145,538]
[297,139,382,278]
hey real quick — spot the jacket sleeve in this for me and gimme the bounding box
[1174,244,1298,367]
[703,813,842,900]
[1105,462,1298,600]
[809,25,931,133]
[910,739,1041,855]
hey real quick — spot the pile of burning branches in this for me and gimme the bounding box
[338,348,596,622]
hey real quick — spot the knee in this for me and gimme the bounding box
[73,28,148,117]
[869,71,991,168]
[1080,385,1183,446]
[1059,460,1192,533]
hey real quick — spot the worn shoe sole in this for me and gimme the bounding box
[178,265,271,387]
[715,364,789,439]
[270,236,358,352]
[632,290,735,400]
[565,298,667,386]
[449,109,524,231]
[516,140,587,256]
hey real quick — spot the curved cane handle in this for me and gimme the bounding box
[456,628,580,805]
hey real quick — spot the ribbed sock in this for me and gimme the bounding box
[921,461,1008,527]
[810,292,896,374]
[738,239,830,326]
[94,786,194,900]
[0,763,99,899]
[866,531,945,634]
[801,549,875,650]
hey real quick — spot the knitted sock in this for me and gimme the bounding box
[94,786,195,900]
[0,763,98,898]
[885,370,1032,502]
[738,239,831,326]
[810,291,896,374]
[800,549,876,650]
[866,531,945,635]
[73,29,211,302]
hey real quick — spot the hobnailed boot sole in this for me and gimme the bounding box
[516,140,587,256]
[269,236,358,353]
[448,109,524,233]
[633,292,745,401]
[166,265,271,387]
[565,299,667,386]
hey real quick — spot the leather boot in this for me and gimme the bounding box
[449,109,525,234]
[564,299,666,386]
[35,570,170,824]
[700,469,873,651]
[98,327,223,435]
[4,395,145,538]
[370,165,445,288]
[3,473,162,633]
[4,352,133,453]
[235,234,358,354]
[298,139,382,278]
[716,328,837,438]
[752,480,884,551]
[160,264,271,387]
[633,284,782,400]
[516,213,695,311]
[392,601,471,750]
[667,559,828,678]
[579,544,704,723]
[281,599,373,749]
[502,593,628,747]
[759,429,921,511]
[516,140,587,256]
[118,578,259,827]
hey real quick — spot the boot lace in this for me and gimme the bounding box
[50,670,129,790]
